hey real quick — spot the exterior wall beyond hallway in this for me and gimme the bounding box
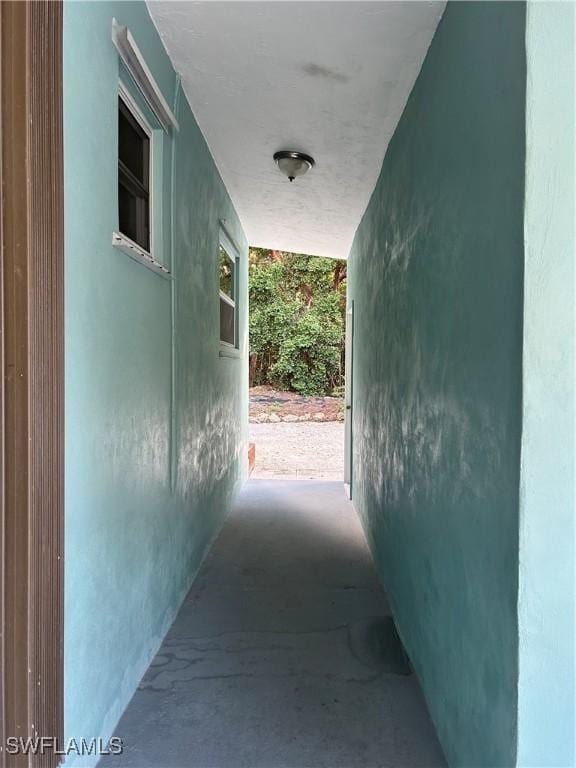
[64,2,248,760]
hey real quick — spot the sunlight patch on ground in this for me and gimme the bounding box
[249,422,345,480]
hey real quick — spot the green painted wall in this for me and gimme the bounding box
[347,3,526,765]
[64,1,248,759]
[517,4,575,766]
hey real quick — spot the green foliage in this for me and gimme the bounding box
[249,248,346,396]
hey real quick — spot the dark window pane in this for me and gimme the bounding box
[220,298,235,345]
[119,99,149,185]
[119,180,138,244]
[118,97,150,251]
[142,196,150,249]
[219,246,234,298]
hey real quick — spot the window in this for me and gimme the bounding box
[118,95,150,251]
[219,244,237,347]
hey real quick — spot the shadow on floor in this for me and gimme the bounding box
[102,480,446,768]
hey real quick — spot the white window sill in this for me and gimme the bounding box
[219,345,241,359]
[112,232,172,279]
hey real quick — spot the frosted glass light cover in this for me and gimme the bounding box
[273,151,315,182]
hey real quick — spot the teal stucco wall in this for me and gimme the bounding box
[347,3,526,765]
[64,1,248,758]
[517,4,575,766]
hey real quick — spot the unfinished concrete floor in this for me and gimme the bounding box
[103,481,445,768]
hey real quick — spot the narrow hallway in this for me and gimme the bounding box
[105,481,445,767]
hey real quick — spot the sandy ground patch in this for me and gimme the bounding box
[250,421,345,480]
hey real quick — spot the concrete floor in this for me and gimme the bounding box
[103,481,445,768]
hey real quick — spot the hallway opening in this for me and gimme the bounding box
[247,249,348,481]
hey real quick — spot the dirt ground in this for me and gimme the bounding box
[250,385,344,423]
[249,421,345,480]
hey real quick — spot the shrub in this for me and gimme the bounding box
[249,249,346,396]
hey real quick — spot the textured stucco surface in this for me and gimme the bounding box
[517,4,575,765]
[102,481,446,768]
[64,2,248,760]
[347,3,526,765]
[146,1,445,258]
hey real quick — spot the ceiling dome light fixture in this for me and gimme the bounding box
[273,150,315,182]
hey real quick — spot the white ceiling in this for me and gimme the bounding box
[147,1,445,258]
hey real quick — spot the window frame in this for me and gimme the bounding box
[218,231,240,350]
[117,81,155,257]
